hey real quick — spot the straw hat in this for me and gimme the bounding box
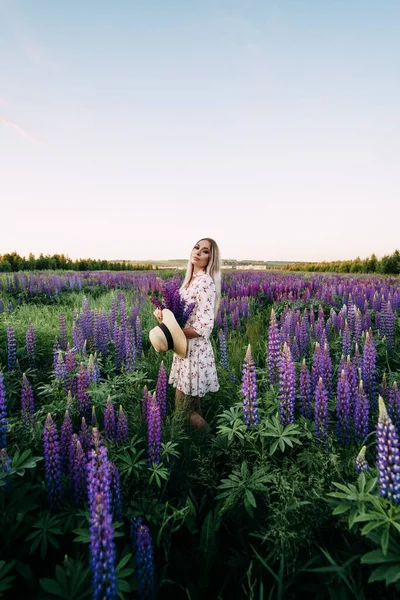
[149,309,187,359]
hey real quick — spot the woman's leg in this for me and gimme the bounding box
[175,390,210,433]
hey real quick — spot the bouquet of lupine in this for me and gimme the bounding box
[151,275,195,328]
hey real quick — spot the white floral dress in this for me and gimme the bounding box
[169,271,220,397]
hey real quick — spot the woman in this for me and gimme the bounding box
[154,238,221,432]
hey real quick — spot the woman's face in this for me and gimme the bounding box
[191,239,211,270]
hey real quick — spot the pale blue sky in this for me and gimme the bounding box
[1,0,399,262]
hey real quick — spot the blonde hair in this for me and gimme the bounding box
[181,238,221,315]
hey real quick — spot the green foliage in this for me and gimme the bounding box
[0,561,16,598]
[25,512,64,559]
[216,461,270,518]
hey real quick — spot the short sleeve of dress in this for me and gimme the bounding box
[190,276,216,339]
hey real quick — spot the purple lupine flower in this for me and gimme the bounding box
[156,361,167,418]
[60,410,73,472]
[116,405,129,444]
[299,359,312,419]
[223,312,229,341]
[59,313,67,350]
[267,308,280,386]
[124,326,136,374]
[69,434,88,505]
[88,353,100,383]
[87,428,117,600]
[135,317,143,357]
[363,330,377,409]
[341,319,352,358]
[354,380,369,441]
[79,417,91,455]
[77,362,90,419]
[53,337,60,372]
[229,371,237,384]
[354,309,363,346]
[376,397,400,502]
[130,517,155,600]
[72,323,85,354]
[354,445,369,473]
[0,300,4,314]
[65,343,76,372]
[104,396,116,441]
[311,342,323,394]
[6,326,16,371]
[109,462,123,522]
[315,377,329,447]
[336,369,352,443]
[278,342,296,426]
[218,330,229,370]
[21,373,35,425]
[54,351,66,382]
[25,322,36,369]
[382,301,395,351]
[142,386,150,422]
[323,342,332,398]
[43,413,63,510]
[0,373,7,449]
[389,381,400,435]
[241,344,259,427]
[147,392,161,464]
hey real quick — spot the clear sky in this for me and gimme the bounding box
[1,0,399,262]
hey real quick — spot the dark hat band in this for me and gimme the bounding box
[158,323,174,351]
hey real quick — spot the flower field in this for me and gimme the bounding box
[0,270,400,599]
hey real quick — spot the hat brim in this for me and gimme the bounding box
[149,309,187,359]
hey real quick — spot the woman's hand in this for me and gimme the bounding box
[153,309,163,324]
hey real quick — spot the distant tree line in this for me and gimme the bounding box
[282,250,400,275]
[0,252,153,272]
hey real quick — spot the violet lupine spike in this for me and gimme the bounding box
[278,342,296,426]
[77,362,90,419]
[124,326,136,374]
[0,373,8,449]
[87,427,117,600]
[60,410,73,472]
[354,445,369,473]
[135,317,143,357]
[130,517,155,600]
[363,330,377,409]
[54,351,66,382]
[267,308,280,386]
[25,322,36,369]
[104,396,116,441]
[59,313,67,350]
[299,359,312,420]
[109,462,123,523]
[241,344,259,427]
[341,319,352,358]
[379,373,389,403]
[116,405,129,444]
[311,342,323,394]
[335,369,352,443]
[323,342,332,398]
[382,300,395,351]
[147,392,161,464]
[43,413,63,511]
[314,377,329,448]
[156,361,168,418]
[218,330,229,371]
[21,373,35,425]
[79,417,91,455]
[142,386,150,422]
[354,380,369,441]
[88,353,100,383]
[391,382,400,435]
[6,326,16,371]
[376,397,400,503]
[69,434,88,506]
